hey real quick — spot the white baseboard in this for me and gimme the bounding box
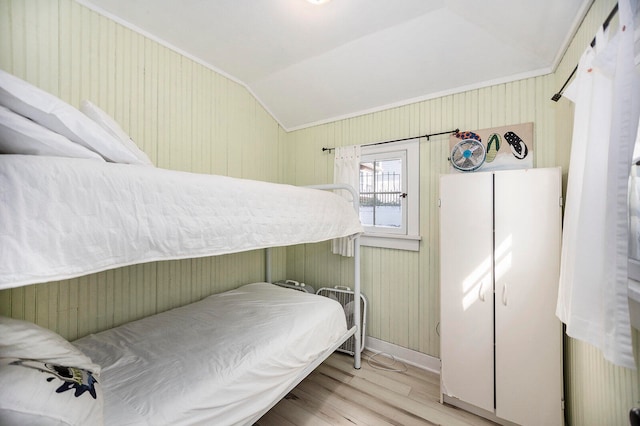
[364,336,441,374]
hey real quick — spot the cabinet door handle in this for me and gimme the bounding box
[502,283,508,306]
[478,281,485,302]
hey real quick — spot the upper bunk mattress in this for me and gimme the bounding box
[0,155,363,289]
[73,282,349,426]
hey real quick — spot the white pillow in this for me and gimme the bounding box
[0,316,101,374]
[0,69,140,164]
[80,100,153,166]
[0,358,104,426]
[0,105,105,160]
[0,317,104,425]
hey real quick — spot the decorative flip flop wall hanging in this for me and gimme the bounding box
[447,122,533,173]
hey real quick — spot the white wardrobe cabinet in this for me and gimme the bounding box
[439,167,563,426]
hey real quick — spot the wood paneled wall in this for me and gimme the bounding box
[285,74,558,358]
[0,0,287,340]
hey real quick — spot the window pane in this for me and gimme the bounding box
[359,158,402,228]
[359,161,374,226]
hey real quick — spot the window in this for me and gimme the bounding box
[359,140,420,251]
[360,153,406,233]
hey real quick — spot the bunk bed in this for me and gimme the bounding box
[0,69,364,425]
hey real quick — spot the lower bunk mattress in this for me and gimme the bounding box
[72,282,349,426]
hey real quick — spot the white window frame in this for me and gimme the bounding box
[359,140,420,251]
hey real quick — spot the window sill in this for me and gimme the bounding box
[360,233,421,251]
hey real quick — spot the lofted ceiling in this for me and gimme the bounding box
[78,0,591,131]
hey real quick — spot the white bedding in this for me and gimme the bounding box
[0,155,363,289]
[73,282,349,426]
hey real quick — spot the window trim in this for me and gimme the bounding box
[359,140,420,251]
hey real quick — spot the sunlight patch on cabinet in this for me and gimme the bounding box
[462,235,512,311]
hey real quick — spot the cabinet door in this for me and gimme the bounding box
[494,168,563,426]
[440,172,494,413]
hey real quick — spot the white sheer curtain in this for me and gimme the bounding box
[333,145,361,256]
[556,0,640,369]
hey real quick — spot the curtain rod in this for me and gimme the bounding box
[551,3,619,102]
[321,128,459,152]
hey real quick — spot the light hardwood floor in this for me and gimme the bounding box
[256,351,497,426]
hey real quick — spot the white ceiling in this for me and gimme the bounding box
[78,0,591,131]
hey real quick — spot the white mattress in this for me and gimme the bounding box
[0,155,363,289]
[73,283,348,426]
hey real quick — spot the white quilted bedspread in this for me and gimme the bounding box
[0,155,363,289]
[73,282,349,426]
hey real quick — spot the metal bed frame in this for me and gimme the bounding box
[265,183,362,370]
[255,183,361,423]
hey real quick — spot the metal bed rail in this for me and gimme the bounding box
[265,183,362,369]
